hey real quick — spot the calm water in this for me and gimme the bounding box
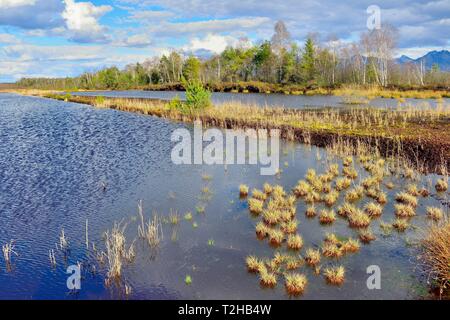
[0,93,445,300]
[73,90,449,109]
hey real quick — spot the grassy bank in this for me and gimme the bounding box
[38,92,450,174]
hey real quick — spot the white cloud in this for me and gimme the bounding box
[114,33,152,47]
[62,0,112,42]
[154,17,271,37]
[184,34,241,54]
[0,0,35,8]
[0,33,21,44]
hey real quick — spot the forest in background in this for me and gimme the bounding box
[16,22,450,91]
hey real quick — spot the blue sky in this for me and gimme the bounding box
[0,0,449,82]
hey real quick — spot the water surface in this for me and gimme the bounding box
[73,90,449,109]
[0,93,444,300]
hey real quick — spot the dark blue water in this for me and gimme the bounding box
[0,93,443,300]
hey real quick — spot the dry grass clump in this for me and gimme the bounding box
[364,202,383,218]
[324,266,345,285]
[272,185,286,199]
[105,222,136,282]
[376,191,388,204]
[322,242,343,259]
[343,156,353,167]
[263,183,273,195]
[406,184,420,196]
[293,180,311,197]
[324,233,340,245]
[256,222,270,239]
[305,205,316,218]
[426,207,444,221]
[305,248,321,266]
[319,209,336,225]
[262,210,281,225]
[394,204,416,218]
[345,186,364,202]
[246,255,264,273]
[281,220,298,234]
[418,219,449,296]
[259,266,277,288]
[305,191,321,204]
[392,218,409,232]
[323,190,339,207]
[287,234,303,251]
[285,273,308,296]
[2,240,17,266]
[420,187,430,197]
[248,198,264,215]
[239,184,249,197]
[337,202,357,217]
[252,189,267,201]
[395,192,418,207]
[342,167,358,179]
[358,229,376,244]
[335,177,352,191]
[305,169,317,183]
[268,229,285,246]
[348,209,371,228]
[328,164,340,177]
[286,256,303,270]
[341,238,361,253]
[435,178,448,192]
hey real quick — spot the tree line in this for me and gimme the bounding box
[17,21,450,91]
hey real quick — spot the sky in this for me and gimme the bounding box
[0,0,449,82]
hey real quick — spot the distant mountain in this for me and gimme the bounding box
[397,50,450,71]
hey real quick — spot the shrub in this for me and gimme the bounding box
[184,79,211,111]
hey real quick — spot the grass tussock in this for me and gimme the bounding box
[248,198,264,215]
[305,248,321,266]
[364,202,383,218]
[394,204,416,218]
[287,234,304,251]
[418,219,450,296]
[359,229,376,244]
[395,192,418,207]
[319,209,336,225]
[392,218,409,232]
[285,273,308,296]
[324,266,345,285]
[246,255,264,273]
[239,184,249,197]
[305,205,316,218]
[348,209,371,228]
[104,222,136,283]
[2,240,17,266]
[426,207,444,221]
[341,238,361,253]
[259,266,277,288]
[435,178,448,192]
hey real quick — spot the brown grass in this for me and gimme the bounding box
[418,218,450,297]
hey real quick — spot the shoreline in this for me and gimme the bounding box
[34,93,449,174]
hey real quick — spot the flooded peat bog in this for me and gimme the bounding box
[0,93,448,300]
